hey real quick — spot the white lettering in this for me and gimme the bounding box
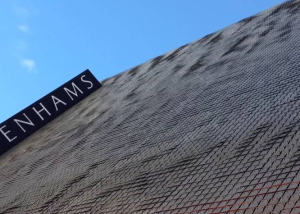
[64,82,83,100]
[14,113,35,133]
[32,103,51,121]
[51,95,67,111]
[0,125,17,142]
[81,75,93,89]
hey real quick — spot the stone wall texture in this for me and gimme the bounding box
[1,0,300,213]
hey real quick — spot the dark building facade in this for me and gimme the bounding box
[1,1,300,213]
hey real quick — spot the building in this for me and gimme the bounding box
[1,1,300,213]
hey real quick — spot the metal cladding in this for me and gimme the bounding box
[1,1,300,213]
[0,69,101,156]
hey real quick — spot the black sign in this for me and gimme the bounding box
[0,69,101,156]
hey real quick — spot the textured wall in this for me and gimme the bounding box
[1,1,300,213]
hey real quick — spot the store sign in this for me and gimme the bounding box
[0,69,101,156]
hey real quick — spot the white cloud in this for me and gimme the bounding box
[21,59,36,73]
[13,5,38,73]
[14,6,30,20]
[18,25,29,33]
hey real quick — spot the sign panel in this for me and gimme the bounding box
[0,69,102,156]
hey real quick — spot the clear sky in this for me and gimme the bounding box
[0,0,284,122]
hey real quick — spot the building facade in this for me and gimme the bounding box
[1,1,300,213]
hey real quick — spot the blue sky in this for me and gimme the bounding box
[0,0,284,122]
